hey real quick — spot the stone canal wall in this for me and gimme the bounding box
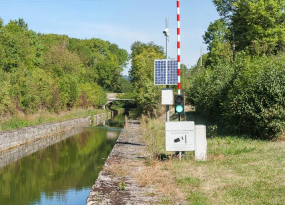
[0,112,109,153]
[0,127,86,168]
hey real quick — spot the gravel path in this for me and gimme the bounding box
[86,120,159,205]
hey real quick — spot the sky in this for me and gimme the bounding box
[0,0,220,75]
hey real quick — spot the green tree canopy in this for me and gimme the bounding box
[231,0,285,54]
[0,17,129,115]
[203,19,232,66]
[129,41,165,115]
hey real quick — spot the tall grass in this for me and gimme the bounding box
[139,112,285,204]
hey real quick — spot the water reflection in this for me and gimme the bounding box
[0,127,87,168]
[0,114,124,205]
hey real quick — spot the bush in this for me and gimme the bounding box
[223,54,285,139]
[78,83,107,108]
[187,63,234,123]
[187,53,285,139]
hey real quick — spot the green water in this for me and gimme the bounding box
[0,114,124,205]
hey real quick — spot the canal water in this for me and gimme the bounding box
[0,113,125,205]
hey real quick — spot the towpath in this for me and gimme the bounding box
[86,120,159,205]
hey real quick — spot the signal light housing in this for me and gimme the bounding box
[174,95,184,114]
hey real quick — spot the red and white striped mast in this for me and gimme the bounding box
[177,0,181,95]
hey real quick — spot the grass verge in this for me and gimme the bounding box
[138,112,285,205]
[0,108,105,131]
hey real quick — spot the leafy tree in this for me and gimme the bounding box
[117,77,133,93]
[78,83,107,108]
[130,41,164,60]
[0,17,126,115]
[203,19,229,51]
[212,0,285,55]
[130,41,164,115]
[0,18,3,28]
[68,38,128,91]
[15,18,28,30]
[213,0,237,20]
[231,0,285,54]
[109,43,129,68]
[203,19,232,66]
[0,19,43,72]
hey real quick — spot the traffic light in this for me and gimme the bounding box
[174,95,184,114]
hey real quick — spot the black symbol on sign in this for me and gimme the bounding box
[174,135,187,144]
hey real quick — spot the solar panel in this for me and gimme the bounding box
[154,59,178,85]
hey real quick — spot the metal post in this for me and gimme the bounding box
[165,18,170,122]
[177,0,181,95]
[177,0,182,160]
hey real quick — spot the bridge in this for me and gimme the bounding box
[103,93,133,109]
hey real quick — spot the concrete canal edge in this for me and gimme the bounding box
[86,120,159,205]
[0,112,111,153]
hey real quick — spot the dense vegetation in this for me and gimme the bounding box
[0,18,129,116]
[187,0,285,139]
[1,0,285,139]
[129,41,166,116]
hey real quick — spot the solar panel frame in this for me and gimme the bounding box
[154,59,178,85]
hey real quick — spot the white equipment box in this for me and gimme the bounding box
[161,88,173,105]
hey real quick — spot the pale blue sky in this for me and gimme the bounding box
[0,0,220,75]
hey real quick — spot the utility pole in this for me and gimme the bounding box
[163,18,170,122]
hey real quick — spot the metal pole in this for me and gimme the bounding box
[177,0,181,95]
[177,0,182,160]
[165,18,170,122]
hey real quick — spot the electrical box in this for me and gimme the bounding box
[195,125,207,161]
[161,88,173,105]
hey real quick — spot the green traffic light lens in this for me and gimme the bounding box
[176,105,184,113]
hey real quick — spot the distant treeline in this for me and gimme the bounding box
[0,18,131,115]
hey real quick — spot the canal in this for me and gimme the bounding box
[0,113,125,205]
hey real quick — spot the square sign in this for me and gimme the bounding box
[165,121,195,151]
[154,59,178,85]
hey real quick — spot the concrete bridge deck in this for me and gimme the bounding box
[106,93,133,104]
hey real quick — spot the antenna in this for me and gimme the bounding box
[166,17,168,28]
[164,18,169,40]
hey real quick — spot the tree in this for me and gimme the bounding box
[130,41,164,83]
[129,41,164,115]
[130,41,164,60]
[68,38,128,91]
[15,18,28,30]
[231,0,285,54]
[213,0,237,20]
[203,19,232,66]
[0,19,43,72]
[0,18,3,28]
[0,18,126,115]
